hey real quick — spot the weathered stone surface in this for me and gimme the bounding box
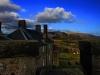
[79,41,91,54]
[0,57,36,75]
[9,58,19,64]
[92,55,100,75]
[9,66,19,71]
[79,41,100,75]
[91,42,100,55]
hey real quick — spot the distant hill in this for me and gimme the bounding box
[48,31,68,38]
[48,31,99,39]
[4,31,100,39]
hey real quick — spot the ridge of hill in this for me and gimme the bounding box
[48,31,99,39]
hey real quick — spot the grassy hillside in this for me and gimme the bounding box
[48,31,99,39]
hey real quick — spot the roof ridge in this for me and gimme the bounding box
[0,35,12,40]
[19,28,28,40]
[22,29,33,40]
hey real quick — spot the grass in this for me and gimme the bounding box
[60,58,76,60]
[59,63,79,69]
[60,53,80,60]
[59,53,80,69]
[59,63,68,68]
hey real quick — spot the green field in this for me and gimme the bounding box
[59,53,80,69]
[60,53,80,60]
[59,63,79,69]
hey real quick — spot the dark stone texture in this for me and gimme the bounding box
[0,40,39,58]
[79,41,100,75]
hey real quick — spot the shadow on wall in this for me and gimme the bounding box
[79,41,100,75]
[40,69,84,75]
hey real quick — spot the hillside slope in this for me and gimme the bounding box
[48,31,98,39]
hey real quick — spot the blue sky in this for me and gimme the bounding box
[0,0,100,36]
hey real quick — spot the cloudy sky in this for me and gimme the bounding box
[0,0,100,36]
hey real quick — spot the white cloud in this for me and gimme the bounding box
[18,18,39,28]
[2,28,15,34]
[0,12,19,22]
[0,0,28,34]
[0,4,76,34]
[0,0,27,30]
[35,7,75,23]
[1,18,39,33]
[0,0,26,12]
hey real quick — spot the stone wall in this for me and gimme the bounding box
[92,55,100,75]
[47,43,53,69]
[0,40,39,57]
[39,45,46,55]
[36,53,46,68]
[53,50,59,67]
[91,42,100,75]
[79,41,92,75]
[0,57,36,75]
[79,41,100,75]
[36,43,53,74]
[52,44,59,68]
[36,52,46,75]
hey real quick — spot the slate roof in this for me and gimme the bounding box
[42,38,53,44]
[7,28,45,46]
[7,24,53,46]
[0,35,12,40]
[0,31,3,35]
[0,26,11,40]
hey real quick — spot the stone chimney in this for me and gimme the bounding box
[0,22,1,31]
[43,24,48,38]
[18,20,26,29]
[35,25,41,32]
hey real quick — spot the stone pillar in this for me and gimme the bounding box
[18,20,26,29]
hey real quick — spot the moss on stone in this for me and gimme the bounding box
[0,40,39,58]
